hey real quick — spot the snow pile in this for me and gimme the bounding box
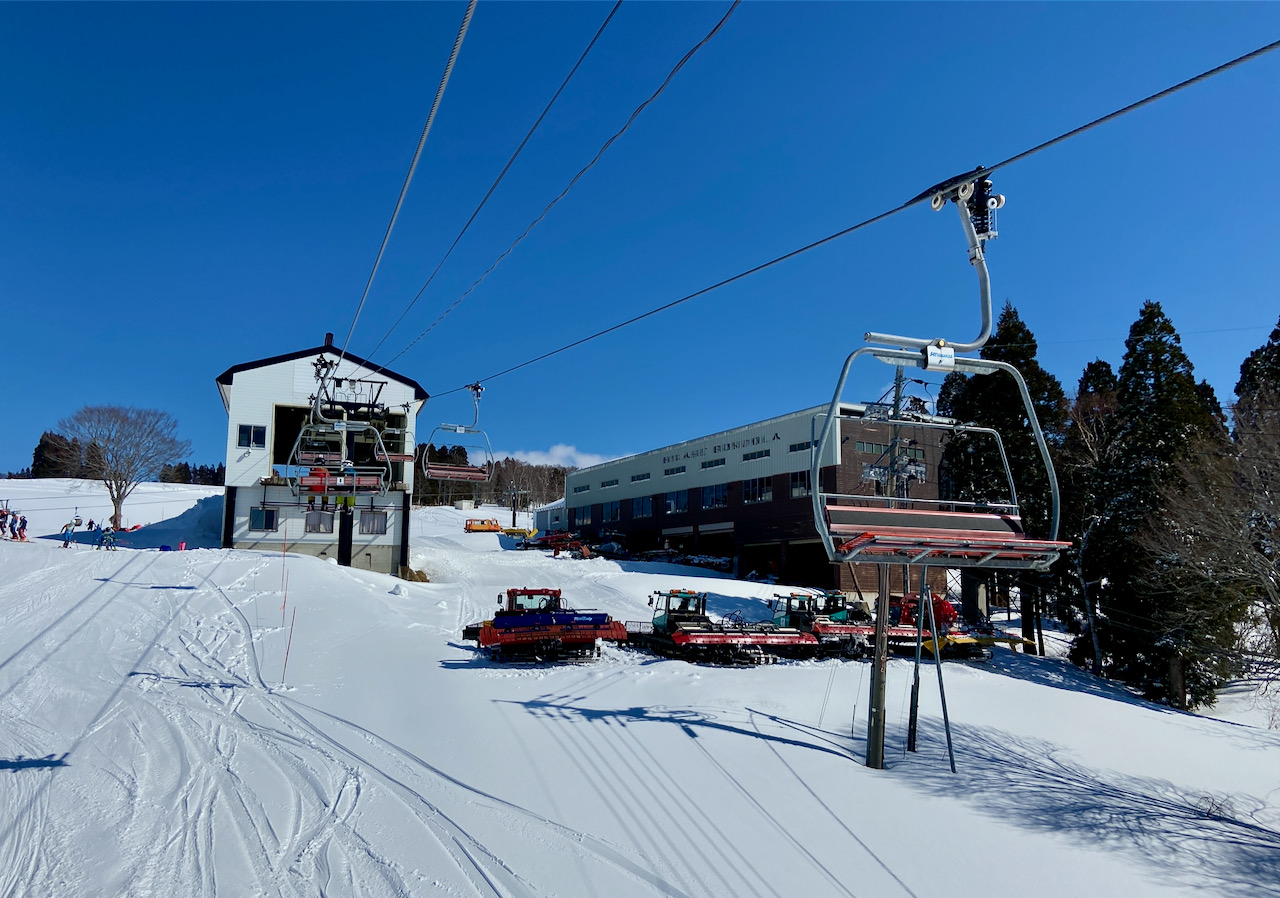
[0,482,1277,897]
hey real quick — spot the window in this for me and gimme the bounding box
[238,424,266,449]
[701,484,728,509]
[742,476,772,504]
[601,479,619,488]
[631,472,651,483]
[305,510,335,533]
[360,510,388,534]
[664,465,686,476]
[665,490,688,514]
[789,440,813,453]
[633,496,652,519]
[855,440,924,460]
[701,458,726,470]
[573,484,590,494]
[742,449,770,462]
[573,506,592,527]
[249,508,278,531]
[790,469,811,498]
[603,501,620,523]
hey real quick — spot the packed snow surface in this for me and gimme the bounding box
[1,481,1278,897]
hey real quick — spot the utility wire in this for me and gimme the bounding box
[365,1,624,364]
[385,0,742,366]
[430,36,1280,398]
[336,0,477,375]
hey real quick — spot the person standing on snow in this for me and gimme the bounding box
[17,515,27,541]
[60,521,76,548]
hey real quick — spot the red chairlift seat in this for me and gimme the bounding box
[424,462,490,482]
[824,505,1069,570]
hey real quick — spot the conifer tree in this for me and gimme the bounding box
[1089,301,1227,706]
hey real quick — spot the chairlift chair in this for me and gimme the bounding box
[285,373,396,498]
[423,383,495,483]
[810,174,1070,572]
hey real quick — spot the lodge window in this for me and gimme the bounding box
[238,424,267,449]
[742,477,772,504]
[701,484,728,509]
[742,449,770,462]
[603,501,621,523]
[664,466,686,476]
[305,510,335,533]
[573,484,590,494]
[573,506,592,527]
[633,496,652,519]
[701,458,726,470]
[856,440,924,460]
[789,440,812,453]
[601,479,619,488]
[360,510,388,534]
[790,469,812,498]
[666,490,688,514]
[631,472,651,483]
[249,508,278,531]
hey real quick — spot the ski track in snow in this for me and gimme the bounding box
[2,499,1279,897]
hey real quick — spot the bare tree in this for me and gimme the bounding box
[55,406,192,528]
[1137,390,1280,704]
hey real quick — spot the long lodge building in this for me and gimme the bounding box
[563,404,950,595]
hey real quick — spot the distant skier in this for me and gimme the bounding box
[17,515,27,541]
[103,527,118,551]
[60,521,76,548]
[96,525,109,550]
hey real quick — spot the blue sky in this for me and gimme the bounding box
[4,2,1279,474]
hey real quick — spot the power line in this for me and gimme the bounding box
[384,0,742,366]
[431,36,1280,398]
[336,0,477,374]
[364,1,624,364]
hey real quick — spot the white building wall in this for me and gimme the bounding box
[223,352,421,490]
[563,405,847,512]
[229,485,404,570]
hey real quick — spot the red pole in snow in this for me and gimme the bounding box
[281,608,297,684]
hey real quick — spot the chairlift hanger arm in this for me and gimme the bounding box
[865,186,995,354]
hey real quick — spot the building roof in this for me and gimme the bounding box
[215,334,429,411]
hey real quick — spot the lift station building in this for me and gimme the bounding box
[216,335,428,576]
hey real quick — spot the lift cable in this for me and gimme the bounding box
[363,1,624,364]
[383,0,742,367]
[335,0,477,376]
[428,36,1280,398]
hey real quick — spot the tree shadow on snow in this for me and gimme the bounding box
[897,721,1280,897]
[977,648,1179,713]
[1,753,69,771]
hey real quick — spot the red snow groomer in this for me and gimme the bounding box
[462,588,627,662]
[626,589,818,666]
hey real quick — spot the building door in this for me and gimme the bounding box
[338,504,354,566]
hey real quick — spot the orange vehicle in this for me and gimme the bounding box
[464,518,502,533]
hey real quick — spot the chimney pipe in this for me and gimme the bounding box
[324,332,334,347]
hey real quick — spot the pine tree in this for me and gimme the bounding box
[1090,301,1227,707]
[31,432,72,478]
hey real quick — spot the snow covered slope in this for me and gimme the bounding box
[0,483,1277,897]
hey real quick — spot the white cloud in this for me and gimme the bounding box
[494,444,618,469]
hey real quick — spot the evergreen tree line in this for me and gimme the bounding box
[938,301,1280,710]
[24,431,224,485]
[411,443,571,512]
